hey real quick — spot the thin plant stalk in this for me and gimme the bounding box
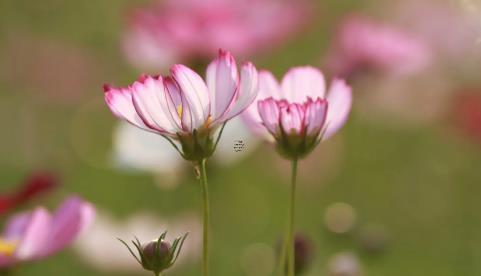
[286,158,299,276]
[197,158,210,276]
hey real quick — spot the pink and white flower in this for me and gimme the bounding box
[242,66,352,159]
[0,196,95,267]
[104,50,258,160]
[123,0,308,70]
[325,15,431,77]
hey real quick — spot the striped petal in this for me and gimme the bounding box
[104,85,150,131]
[224,61,259,120]
[206,50,239,121]
[131,76,179,136]
[171,64,210,130]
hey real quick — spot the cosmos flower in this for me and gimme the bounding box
[0,172,58,216]
[0,196,95,268]
[242,66,352,159]
[325,15,431,78]
[104,49,258,161]
[122,0,308,70]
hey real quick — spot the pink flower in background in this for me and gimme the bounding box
[123,0,308,70]
[243,66,351,158]
[0,172,58,216]
[325,16,431,77]
[391,0,481,64]
[0,196,95,267]
[104,50,258,160]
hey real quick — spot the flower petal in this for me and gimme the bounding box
[43,197,95,256]
[206,50,239,121]
[305,98,328,135]
[281,66,326,102]
[171,64,210,129]
[104,85,150,131]
[280,103,304,134]
[323,79,352,140]
[131,76,180,136]
[224,61,259,120]
[163,76,187,131]
[14,208,52,260]
[258,98,281,136]
[258,70,282,99]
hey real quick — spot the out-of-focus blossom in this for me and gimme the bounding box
[74,211,201,273]
[123,0,309,70]
[0,196,95,267]
[325,16,431,78]
[104,49,258,161]
[0,172,58,216]
[112,117,259,182]
[243,66,351,159]
[452,91,481,143]
[392,0,481,66]
[327,252,363,276]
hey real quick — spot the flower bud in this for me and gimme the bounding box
[118,231,188,276]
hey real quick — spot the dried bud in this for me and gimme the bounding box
[118,231,188,276]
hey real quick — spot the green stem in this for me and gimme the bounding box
[286,158,298,276]
[198,159,210,276]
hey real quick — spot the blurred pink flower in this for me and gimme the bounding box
[0,196,95,267]
[325,16,431,77]
[243,67,351,158]
[0,172,58,216]
[104,50,258,160]
[391,0,481,65]
[123,0,308,70]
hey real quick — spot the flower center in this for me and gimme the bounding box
[0,238,17,256]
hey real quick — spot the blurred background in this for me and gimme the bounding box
[1,0,481,275]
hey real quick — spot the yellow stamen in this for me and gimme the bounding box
[177,105,183,118]
[204,116,213,128]
[0,238,17,256]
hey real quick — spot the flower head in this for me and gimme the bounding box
[118,231,188,276]
[104,49,258,161]
[123,0,308,70]
[325,15,431,77]
[243,66,352,159]
[0,196,95,268]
